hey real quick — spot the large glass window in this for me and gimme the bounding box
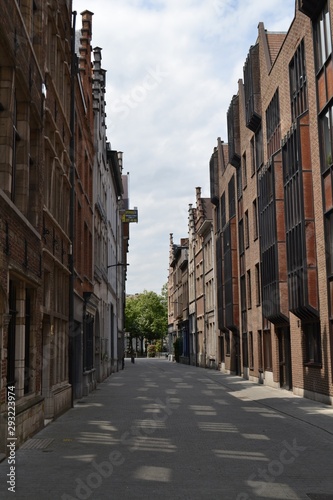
[289,39,308,121]
[221,193,226,229]
[253,198,258,240]
[320,106,333,171]
[314,2,332,70]
[242,152,247,189]
[266,90,281,159]
[325,212,333,278]
[228,175,236,218]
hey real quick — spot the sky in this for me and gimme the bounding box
[73,0,296,296]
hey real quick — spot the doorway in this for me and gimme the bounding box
[278,326,292,390]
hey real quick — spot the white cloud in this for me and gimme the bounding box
[73,0,295,295]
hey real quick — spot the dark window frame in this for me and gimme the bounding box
[228,175,236,218]
[242,151,247,190]
[289,39,308,122]
[253,198,258,241]
[266,90,281,159]
[249,331,254,370]
[303,321,322,366]
[314,2,332,72]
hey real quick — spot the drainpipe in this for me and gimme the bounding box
[69,10,77,407]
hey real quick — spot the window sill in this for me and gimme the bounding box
[304,362,322,368]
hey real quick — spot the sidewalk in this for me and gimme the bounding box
[1,359,333,499]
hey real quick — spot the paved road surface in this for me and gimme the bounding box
[1,358,333,499]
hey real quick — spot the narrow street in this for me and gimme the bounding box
[1,359,333,500]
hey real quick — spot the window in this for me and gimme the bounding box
[223,223,234,329]
[242,332,249,368]
[11,96,27,206]
[303,322,321,365]
[263,329,272,371]
[225,331,230,356]
[289,39,308,122]
[258,330,263,372]
[221,193,226,229]
[240,275,247,333]
[219,335,225,363]
[216,200,221,233]
[239,219,244,256]
[84,313,94,371]
[253,199,258,240]
[320,106,333,171]
[255,263,261,306]
[250,137,255,176]
[249,331,254,370]
[282,125,309,314]
[228,175,236,218]
[266,90,281,159]
[242,152,247,189]
[247,269,252,309]
[7,281,34,398]
[24,289,32,394]
[237,166,243,200]
[239,219,245,277]
[11,97,18,201]
[7,281,17,389]
[314,2,332,71]
[255,128,263,171]
[325,212,333,278]
[245,210,249,248]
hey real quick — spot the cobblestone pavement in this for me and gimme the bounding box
[1,358,333,500]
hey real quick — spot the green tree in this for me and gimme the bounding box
[125,288,168,353]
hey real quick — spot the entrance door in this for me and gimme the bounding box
[232,332,241,376]
[278,327,292,390]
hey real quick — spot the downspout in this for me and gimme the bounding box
[69,10,77,407]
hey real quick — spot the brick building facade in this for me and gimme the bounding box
[168,234,189,361]
[168,187,215,368]
[170,0,333,405]
[0,1,129,455]
[211,0,333,404]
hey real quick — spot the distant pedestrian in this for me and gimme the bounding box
[122,354,125,369]
[131,351,135,364]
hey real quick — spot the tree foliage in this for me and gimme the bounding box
[125,288,168,344]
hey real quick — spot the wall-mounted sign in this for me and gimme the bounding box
[122,209,138,223]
